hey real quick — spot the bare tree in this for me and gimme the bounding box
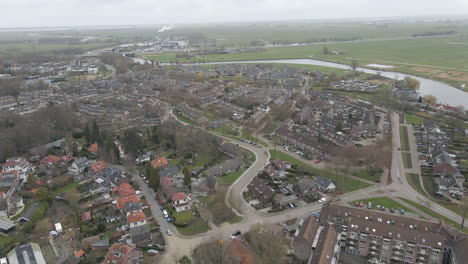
[246,224,289,264]
[351,59,358,71]
[191,240,239,264]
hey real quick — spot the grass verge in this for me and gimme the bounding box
[349,197,414,213]
[219,168,247,184]
[399,126,410,151]
[400,198,468,233]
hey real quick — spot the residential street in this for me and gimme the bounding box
[130,110,465,264]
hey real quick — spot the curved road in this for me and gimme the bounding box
[132,110,464,264]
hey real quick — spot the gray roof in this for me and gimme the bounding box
[0,219,15,231]
[74,157,88,166]
[314,176,333,189]
[20,203,40,222]
[7,243,46,264]
[160,166,180,178]
[90,238,109,248]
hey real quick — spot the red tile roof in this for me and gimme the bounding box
[81,212,92,222]
[151,157,168,169]
[171,192,187,201]
[127,211,146,224]
[74,249,85,258]
[87,143,98,153]
[40,155,61,165]
[90,160,107,173]
[117,194,139,209]
[103,243,140,264]
[227,239,255,264]
[160,177,172,188]
[61,154,74,163]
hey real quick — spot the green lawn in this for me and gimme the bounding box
[176,217,211,236]
[352,170,381,182]
[406,173,427,197]
[401,152,413,169]
[400,198,468,233]
[172,210,194,223]
[405,114,424,126]
[51,182,79,196]
[269,150,372,193]
[348,197,414,213]
[219,168,247,184]
[399,126,410,151]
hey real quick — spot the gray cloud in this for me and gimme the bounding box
[2,0,468,28]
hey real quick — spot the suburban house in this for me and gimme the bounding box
[40,155,62,167]
[151,157,169,170]
[313,176,336,193]
[117,195,139,210]
[247,178,275,205]
[135,150,155,164]
[204,158,245,178]
[432,152,459,174]
[103,243,142,264]
[437,175,464,196]
[81,212,92,222]
[69,157,88,175]
[1,157,34,179]
[7,243,47,264]
[129,224,152,246]
[126,211,146,228]
[226,238,256,264]
[90,160,108,174]
[0,218,15,234]
[294,179,320,198]
[172,192,190,212]
[160,166,183,179]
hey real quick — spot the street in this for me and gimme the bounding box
[130,110,465,264]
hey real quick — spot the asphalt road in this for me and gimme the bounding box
[130,110,465,263]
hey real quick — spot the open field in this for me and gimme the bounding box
[349,197,414,213]
[269,150,372,193]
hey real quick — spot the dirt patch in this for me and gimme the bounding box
[435,72,452,78]
[447,74,468,81]
[410,67,443,74]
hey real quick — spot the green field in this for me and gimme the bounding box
[399,126,410,151]
[219,168,247,184]
[405,114,424,126]
[400,198,468,233]
[349,197,414,213]
[352,170,381,182]
[269,150,372,193]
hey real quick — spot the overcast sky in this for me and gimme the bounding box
[3,0,468,28]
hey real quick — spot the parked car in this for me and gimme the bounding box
[231,230,241,237]
[367,202,372,209]
[315,159,321,163]
[160,206,165,211]
[400,209,405,214]
[157,199,163,205]
[167,229,173,236]
[354,201,360,207]
[390,208,395,213]
[312,212,320,219]
[359,202,364,207]
[318,198,327,203]
[166,217,172,223]
[163,210,169,218]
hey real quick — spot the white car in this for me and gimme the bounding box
[163,210,169,218]
[318,198,327,203]
[167,229,173,236]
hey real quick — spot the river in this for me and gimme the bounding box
[197,59,467,108]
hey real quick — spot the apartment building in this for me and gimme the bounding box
[294,203,467,264]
